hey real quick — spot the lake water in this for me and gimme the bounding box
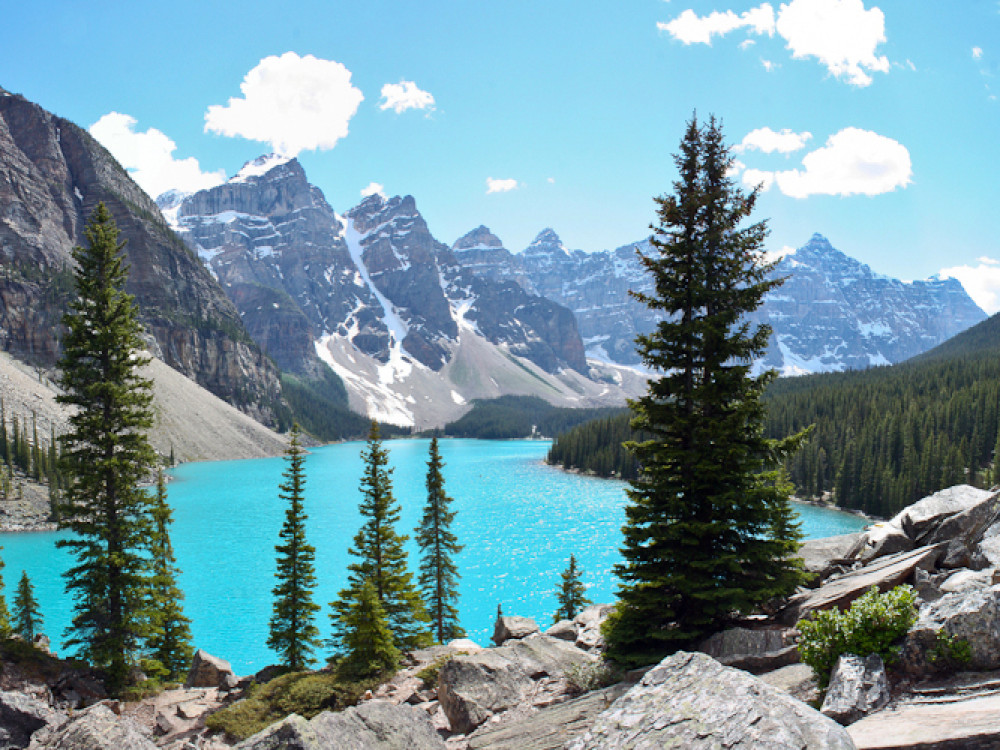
[0,439,867,673]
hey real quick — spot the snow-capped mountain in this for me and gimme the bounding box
[159,158,644,427]
[452,230,987,375]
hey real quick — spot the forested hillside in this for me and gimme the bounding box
[548,313,1000,517]
[442,396,622,440]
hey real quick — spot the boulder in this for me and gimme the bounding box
[975,520,1000,568]
[544,619,576,641]
[32,703,157,750]
[940,567,996,594]
[438,635,597,734]
[235,701,445,750]
[797,532,863,581]
[0,690,59,748]
[445,638,483,652]
[820,654,890,726]
[895,485,992,543]
[847,691,1000,749]
[781,544,944,624]
[566,651,855,749]
[759,663,819,704]
[492,616,539,645]
[922,490,1000,568]
[699,626,799,673]
[901,583,1000,675]
[852,524,913,564]
[572,605,613,652]
[185,649,239,690]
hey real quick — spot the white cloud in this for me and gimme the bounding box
[776,0,889,86]
[486,177,519,194]
[204,52,364,157]
[361,182,386,199]
[658,5,775,44]
[547,177,556,184]
[89,112,225,199]
[973,46,984,59]
[978,256,999,265]
[379,80,435,113]
[742,168,776,191]
[660,0,889,86]
[767,127,911,198]
[762,58,777,72]
[740,39,756,49]
[763,244,797,264]
[940,260,1000,314]
[736,127,812,154]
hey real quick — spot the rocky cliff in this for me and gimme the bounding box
[0,87,282,423]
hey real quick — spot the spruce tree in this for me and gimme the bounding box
[603,115,808,668]
[146,470,194,680]
[416,437,464,643]
[56,202,159,696]
[0,553,11,638]
[330,422,430,653]
[337,578,400,680]
[554,555,590,623]
[267,425,320,670]
[13,571,41,642]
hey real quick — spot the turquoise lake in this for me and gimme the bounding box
[0,439,867,673]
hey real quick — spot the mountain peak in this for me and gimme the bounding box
[453,225,503,251]
[230,153,294,183]
[525,228,567,256]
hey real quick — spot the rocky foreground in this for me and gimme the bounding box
[7,484,1000,748]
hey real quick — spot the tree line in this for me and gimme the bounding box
[0,402,65,504]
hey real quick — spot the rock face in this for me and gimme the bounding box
[0,88,282,424]
[699,626,800,673]
[185,649,239,690]
[31,703,156,750]
[0,690,57,748]
[902,585,1000,675]
[566,651,855,750]
[821,654,890,725]
[847,690,1000,750]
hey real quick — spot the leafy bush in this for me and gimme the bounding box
[927,629,973,671]
[414,652,468,689]
[797,585,917,687]
[565,660,622,695]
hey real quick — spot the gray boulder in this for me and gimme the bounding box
[851,524,913,564]
[544,619,576,641]
[759,663,819,704]
[235,701,445,750]
[699,627,798,673]
[848,690,1000,749]
[820,654,890,726]
[30,704,156,750]
[940,567,996,594]
[566,651,855,749]
[895,485,992,543]
[902,583,1000,675]
[797,532,863,581]
[185,649,238,690]
[438,635,597,734]
[923,490,1000,568]
[492,615,539,645]
[572,605,613,652]
[0,691,59,749]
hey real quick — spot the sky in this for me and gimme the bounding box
[3,1,1000,310]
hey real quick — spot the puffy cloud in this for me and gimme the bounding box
[742,168,776,191]
[379,81,435,113]
[204,52,364,157]
[736,127,812,154]
[776,0,889,86]
[361,182,386,199]
[659,0,889,86]
[767,127,911,198]
[940,260,1000,314]
[762,244,797,264]
[762,58,777,72]
[89,112,225,199]
[973,46,984,59]
[486,177,519,194]
[658,5,775,44]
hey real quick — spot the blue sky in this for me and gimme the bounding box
[4,1,1000,309]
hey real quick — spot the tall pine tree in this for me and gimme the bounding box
[603,116,807,668]
[554,555,590,623]
[331,422,430,654]
[267,425,320,670]
[146,470,193,680]
[13,571,42,642]
[56,202,159,696]
[416,437,464,644]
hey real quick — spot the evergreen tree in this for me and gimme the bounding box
[337,578,400,680]
[267,425,320,670]
[416,437,464,643]
[146,470,194,680]
[13,571,41,642]
[55,203,159,696]
[604,116,808,668]
[0,553,11,638]
[330,422,430,653]
[554,555,590,623]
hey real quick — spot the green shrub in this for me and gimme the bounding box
[565,660,622,695]
[797,585,917,687]
[414,652,468,689]
[927,629,972,671]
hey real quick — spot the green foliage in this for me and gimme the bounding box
[280,367,372,441]
[565,660,622,695]
[146,470,193,680]
[12,571,41,642]
[797,585,918,687]
[0,553,11,638]
[330,422,431,654]
[417,437,464,644]
[554,555,591,623]
[335,578,401,681]
[444,396,623,440]
[205,670,378,741]
[926,628,973,671]
[268,425,321,670]
[415,652,467,689]
[547,411,637,479]
[604,115,808,669]
[56,203,159,697]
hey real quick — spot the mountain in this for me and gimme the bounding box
[0,86,283,423]
[452,229,986,374]
[162,158,643,428]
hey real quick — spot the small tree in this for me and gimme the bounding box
[13,571,42,642]
[554,555,591,623]
[416,437,464,643]
[0,554,11,638]
[146,470,193,680]
[56,203,159,696]
[268,425,320,670]
[337,578,400,680]
[331,422,430,654]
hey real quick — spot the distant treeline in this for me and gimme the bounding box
[442,396,623,440]
[0,400,63,501]
[548,315,1000,518]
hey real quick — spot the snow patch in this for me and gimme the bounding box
[231,154,291,183]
